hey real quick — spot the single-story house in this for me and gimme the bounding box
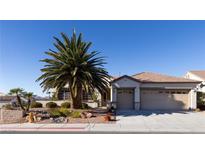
[55,72,200,111]
[0,95,28,108]
[0,92,5,96]
[110,72,200,111]
[184,70,205,93]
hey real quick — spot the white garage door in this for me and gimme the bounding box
[117,89,134,110]
[141,89,189,110]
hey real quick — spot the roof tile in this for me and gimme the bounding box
[189,70,205,80]
[132,72,199,83]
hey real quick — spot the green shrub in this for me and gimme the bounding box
[48,108,71,117]
[46,102,58,108]
[59,108,72,116]
[2,104,13,110]
[30,102,43,108]
[81,103,90,109]
[61,102,70,108]
[70,110,82,118]
[48,109,62,117]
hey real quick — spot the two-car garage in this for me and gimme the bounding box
[111,72,198,111]
[116,88,190,110]
[140,89,189,110]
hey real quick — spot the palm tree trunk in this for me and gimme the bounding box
[70,94,74,109]
[69,85,74,109]
[71,94,82,109]
[70,85,82,109]
[17,95,25,111]
[26,99,31,111]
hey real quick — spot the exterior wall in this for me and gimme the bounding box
[0,102,10,108]
[38,100,98,108]
[0,109,23,123]
[185,72,205,93]
[111,86,117,102]
[38,100,69,107]
[56,87,107,103]
[185,72,204,81]
[111,76,198,110]
[111,77,141,110]
[141,83,198,89]
[188,89,197,109]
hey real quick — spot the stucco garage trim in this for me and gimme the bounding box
[111,75,198,111]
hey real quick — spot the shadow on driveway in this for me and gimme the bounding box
[116,110,190,117]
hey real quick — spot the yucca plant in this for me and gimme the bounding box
[24,92,33,111]
[37,31,110,109]
[9,88,25,110]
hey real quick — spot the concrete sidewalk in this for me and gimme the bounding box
[1,111,205,133]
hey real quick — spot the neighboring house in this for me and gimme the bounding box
[111,72,199,111]
[184,70,205,93]
[0,96,16,104]
[0,95,28,108]
[0,92,5,96]
[0,96,16,108]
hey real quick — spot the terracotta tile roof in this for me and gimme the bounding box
[189,70,205,80]
[132,72,199,83]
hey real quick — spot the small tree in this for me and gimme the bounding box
[9,88,26,110]
[197,92,205,106]
[23,92,33,111]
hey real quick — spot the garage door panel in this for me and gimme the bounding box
[117,89,134,110]
[141,89,189,110]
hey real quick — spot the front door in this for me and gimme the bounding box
[117,88,134,110]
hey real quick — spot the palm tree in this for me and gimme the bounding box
[37,31,110,109]
[9,88,25,110]
[24,92,33,111]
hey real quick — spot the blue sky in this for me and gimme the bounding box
[0,20,205,96]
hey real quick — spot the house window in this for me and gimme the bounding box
[82,91,92,101]
[58,89,71,100]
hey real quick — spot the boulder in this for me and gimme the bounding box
[86,112,92,118]
[80,113,86,119]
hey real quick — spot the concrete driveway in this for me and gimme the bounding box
[91,111,205,133]
[1,111,205,133]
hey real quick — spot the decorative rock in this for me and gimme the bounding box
[33,115,37,122]
[25,115,29,122]
[86,112,92,118]
[64,118,69,123]
[28,112,34,123]
[37,117,42,121]
[80,113,86,119]
[103,115,110,122]
[50,117,53,122]
[52,117,66,123]
[37,113,50,119]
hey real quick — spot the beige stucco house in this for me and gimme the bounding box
[184,70,205,93]
[54,72,199,111]
[110,72,199,111]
